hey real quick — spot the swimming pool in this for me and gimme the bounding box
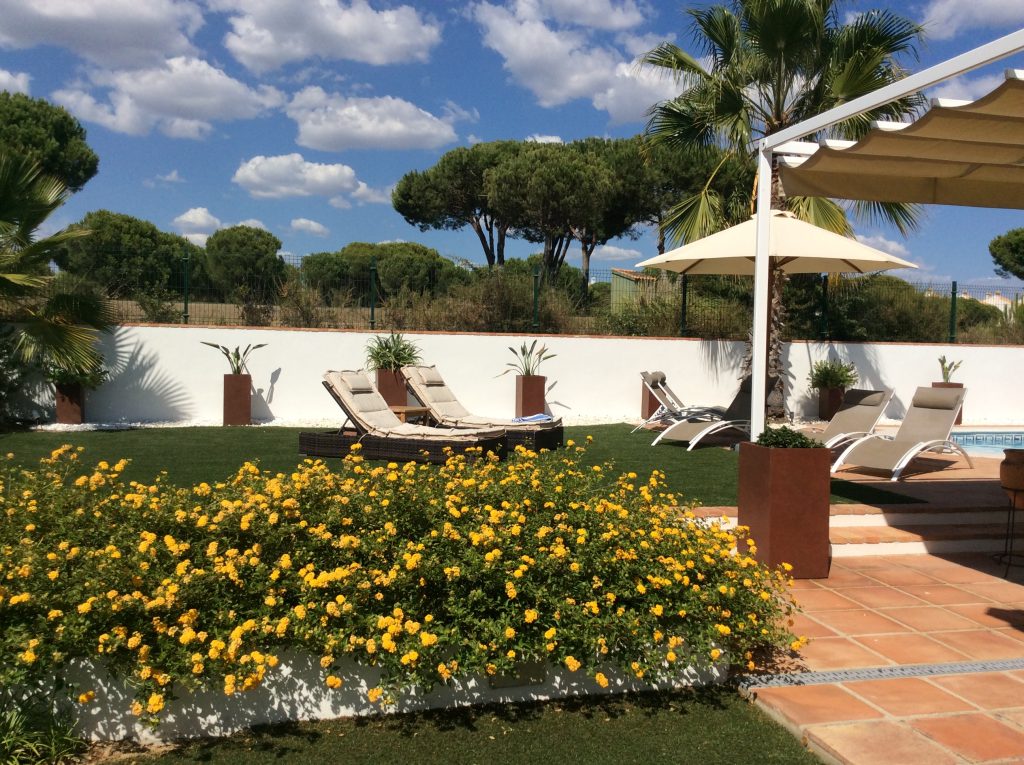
[952,431,1024,457]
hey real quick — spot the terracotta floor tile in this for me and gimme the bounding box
[932,629,1024,661]
[754,684,884,726]
[813,569,880,588]
[854,634,971,665]
[833,556,906,571]
[947,603,1024,630]
[997,709,1024,732]
[880,606,983,633]
[957,580,1024,602]
[788,578,825,590]
[792,588,863,612]
[911,713,1024,762]
[900,583,990,605]
[843,585,928,609]
[807,721,961,765]
[790,612,839,639]
[863,567,943,587]
[812,608,912,636]
[930,672,1024,709]
[797,637,892,671]
[844,677,973,716]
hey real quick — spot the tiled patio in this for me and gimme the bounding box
[742,455,1024,764]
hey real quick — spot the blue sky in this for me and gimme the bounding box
[1,0,1022,290]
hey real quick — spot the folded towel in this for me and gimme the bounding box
[512,413,554,423]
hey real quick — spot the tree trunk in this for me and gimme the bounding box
[469,217,495,268]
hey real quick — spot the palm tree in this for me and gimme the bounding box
[0,150,112,371]
[641,0,925,398]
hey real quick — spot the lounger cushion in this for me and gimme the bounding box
[844,389,887,407]
[340,370,374,393]
[911,387,962,410]
[419,366,446,386]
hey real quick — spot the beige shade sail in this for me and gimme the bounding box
[634,210,918,275]
[779,70,1024,208]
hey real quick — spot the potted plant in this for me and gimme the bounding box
[46,361,108,425]
[365,332,422,407]
[737,426,831,579]
[933,355,963,425]
[500,340,556,418]
[808,359,858,421]
[202,342,267,426]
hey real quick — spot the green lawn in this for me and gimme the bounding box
[133,690,820,765]
[0,422,913,506]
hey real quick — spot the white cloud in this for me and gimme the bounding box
[593,243,643,262]
[0,0,202,67]
[53,56,283,138]
[855,233,911,259]
[930,73,1006,102]
[173,206,221,234]
[922,0,1024,40]
[328,196,352,210]
[0,68,30,93]
[526,133,562,143]
[510,0,645,31]
[232,153,358,198]
[616,31,670,57]
[210,0,442,73]
[472,2,677,122]
[350,181,393,205]
[158,169,185,183]
[236,218,266,229]
[184,233,209,246]
[286,86,459,150]
[290,217,329,236]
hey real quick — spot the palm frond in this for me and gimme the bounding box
[850,200,925,236]
[636,42,706,82]
[662,188,726,247]
[787,196,853,235]
[12,316,104,370]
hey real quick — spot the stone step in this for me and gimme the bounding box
[830,522,1021,557]
[695,504,1010,528]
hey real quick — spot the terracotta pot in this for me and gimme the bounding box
[375,369,407,407]
[1001,449,1024,510]
[515,375,546,418]
[817,387,844,421]
[55,382,84,424]
[931,381,963,425]
[223,373,252,426]
[738,442,832,579]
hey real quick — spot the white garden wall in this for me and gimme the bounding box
[52,325,1024,426]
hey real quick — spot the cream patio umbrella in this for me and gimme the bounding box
[635,209,918,275]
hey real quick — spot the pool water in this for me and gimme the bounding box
[952,431,1024,457]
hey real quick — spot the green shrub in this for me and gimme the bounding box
[755,427,823,449]
[807,359,857,390]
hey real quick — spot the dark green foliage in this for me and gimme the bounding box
[364,332,422,371]
[0,93,98,192]
[205,226,285,299]
[755,427,823,449]
[0,698,86,765]
[52,210,200,297]
[0,326,42,427]
[989,227,1024,280]
[808,359,857,390]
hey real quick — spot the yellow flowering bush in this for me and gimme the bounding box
[0,442,796,717]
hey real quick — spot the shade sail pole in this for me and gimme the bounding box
[750,144,773,439]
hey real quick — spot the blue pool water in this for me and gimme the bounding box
[952,431,1024,457]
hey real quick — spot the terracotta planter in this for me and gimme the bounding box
[931,381,963,425]
[223,373,252,426]
[55,382,85,424]
[515,375,546,418]
[1001,449,1024,510]
[738,442,832,579]
[640,381,659,420]
[817,387,844,421]
[375,369,407,407]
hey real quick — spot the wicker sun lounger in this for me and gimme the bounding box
[402,364,563,451]
[798,388,894,453]
[298,370,507,463]
[831,386,972,480]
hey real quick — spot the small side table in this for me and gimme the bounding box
[390,405,433,425]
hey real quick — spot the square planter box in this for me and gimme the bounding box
[223,374,252,426]
[376,369,408,407]
[55,383,85,424]
[737,442,831,579]
[515,375,546,418]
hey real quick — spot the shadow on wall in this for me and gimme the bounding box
[791,342,890,420]
[90,330,195,422]
[252,368,281,423]
[698,339,746,382]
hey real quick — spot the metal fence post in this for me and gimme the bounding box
[532,266,540,332]
[369,256,377,330]
[679,274,689,336]
[948,280,958,343]
[819,273,828,340]
[181,250,191,324]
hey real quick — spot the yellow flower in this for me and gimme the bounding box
[565,656,581,672]
[594,672,609,688]
[77,691,95,704]
[710,648,722,661]
[419,632,437,647]
[325,675,343,689]
[524,609,539,623]
[146,693,164,715]
[367,687,383,703]
[504,626,516,639]
[716,624,731,636]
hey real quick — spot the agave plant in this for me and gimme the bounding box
[365,332,422,372]
[201,342,267,375]
[499,339,556,377]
